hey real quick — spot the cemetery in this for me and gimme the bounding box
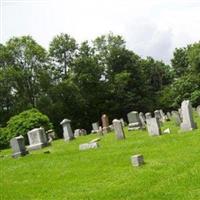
[1,104,200,199]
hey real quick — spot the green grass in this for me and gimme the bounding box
[0,113,200,200]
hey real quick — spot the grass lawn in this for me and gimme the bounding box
[0,113,200,200]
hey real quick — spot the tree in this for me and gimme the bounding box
[49,33,77,80]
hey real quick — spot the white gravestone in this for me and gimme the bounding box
[60,119,74,141]
[79,142,99,150]
[180,100,197,131]
[131,154,144,166]
[146,117,161,136]
[27,127,48,150]
[112,119,125,140]
[127,111,142,131]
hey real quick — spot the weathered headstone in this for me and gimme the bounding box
[46,129,56,142]
[160,109,167,122]
[131,154,144,167]
[91,122,99,133]
[154,110,161,120]
[139,112,146,128]
[60,119,74,141]
[171,111,182,126]
[120,118,125,127]
[145,112,152,120]
[166,112,171,119]
[127,111,142,131]
[79,142,99,150]
[74,129,81,138]
[101,114,110,133]
[10,135,28,158]
[112,119,125,140]
[27,127,48,150]
[146,117,161,136]
[180,100,197,131]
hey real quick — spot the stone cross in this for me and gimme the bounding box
[10,135,28,158]
[112,119,125,140]
[60,119,74,141]
[127,111,142,131]
[146,117,161,136]
[180,100,197,131]
[27,127,48,150]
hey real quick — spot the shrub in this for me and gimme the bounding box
[0,108,53,149]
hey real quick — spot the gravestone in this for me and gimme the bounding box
[180,100,197,131]
[91,122,99,133]
[178,108,183,120]
[139,112,146,128]
[10,135,28,158]
[74,129,81,138]
[60,119,74,141]
[127,111,142,131]
[167,112,171,119]
[112,119,125,140]
[146,117,161,136]
[160,109,167,122]
[171,111,182,126]
[120,118,125,127]
[154,110,161,120]
[101,114,110,133]
[131,154,144,167]
[46,129,56,142]
[197,105,200,117]
[145,112,152,120]
[79,142,99,150]
[27,127,48,150]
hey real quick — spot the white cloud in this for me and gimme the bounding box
[1,0,200,64]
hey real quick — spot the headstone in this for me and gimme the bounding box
[89,138,101,143]
[109,124,114,131]
[27,127,48,150]
[166,112,171,119]
[112,119,125,140]
[154,110,161,120]
[197,105,200,117]
[131,154,144,167]
[163,128,171,134]
[127,111,142,131]
[145,112,152,120]
[139,112,146,128]
[79,142,99,151]
[60,119,74,141]
[91,122,99,133]
[178,108,183,120]
[46,129,56,142]
[74,129,81,138]
[180,100,197,131]
[10,135,28,158]
[160,109,166,122]
[146,117,161,136]
[101,114,110,133]
[171,111,182,126]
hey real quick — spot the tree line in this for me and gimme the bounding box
[0,33,199,136]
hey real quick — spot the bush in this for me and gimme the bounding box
[0,108,53,149]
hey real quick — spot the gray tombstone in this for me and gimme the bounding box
[60,119,74,141]
[145,112,152,120]
[79,142,99,150]
[160,109,167,122]
[180,100,197,131]
[154,110,161,120]
[101,114,110,133]
[112,119,125,140]
[92,122,99,133]
[131,154,144,167]
[171,111,182,126]
[120,118,125,127]
[167,112,171,119]
[139,112,146,128]
[27,127,48,150]
[127,111,142,131]
[146,117,161,136]
[197,105,200,117]
[74,129,81,138]
[10,135,28,158]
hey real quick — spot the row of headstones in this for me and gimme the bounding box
[10,100,199,158]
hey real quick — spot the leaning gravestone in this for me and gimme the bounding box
[112,119,125,140]
[10,135,28,158]
[180,100,197,131]
[154,110,161,120]
[127,111,142,131]
[27,127,48,150]
[101,114,110,133]
[60,119,74,141]
[197,105,200,117]
[146,117,161,136]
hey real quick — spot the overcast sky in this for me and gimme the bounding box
[0,0,200,64]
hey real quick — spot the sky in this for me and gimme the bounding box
[0,0,200,64]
